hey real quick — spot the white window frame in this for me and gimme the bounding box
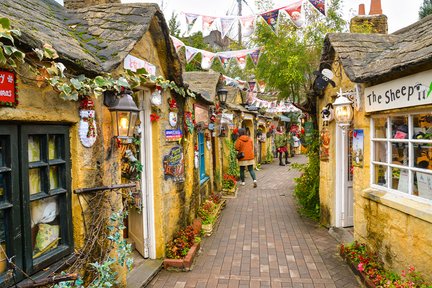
[370,112,432,204]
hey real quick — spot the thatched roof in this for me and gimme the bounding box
[321,14,432,84]
[0,0,182,83]
[183,71,220,103]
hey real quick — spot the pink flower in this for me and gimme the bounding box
[358,262,365,272]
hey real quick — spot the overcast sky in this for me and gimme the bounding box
[55,0,423,33]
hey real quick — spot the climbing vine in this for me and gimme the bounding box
[225,139,240,178]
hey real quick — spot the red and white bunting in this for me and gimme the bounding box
[185,13,199,34]
[258,80,266,93]
[280,0,304,27]
[260,8,280,33]
[239,15,256,37]
[201,50,215,70]
[202,16,217,37]
[185,46,200,63]
[219,17,237,38]
[308,0,326,16]
[170,36,185,53]
[235,54,247,70]
[248,81,257,92]
[249,48,261,66]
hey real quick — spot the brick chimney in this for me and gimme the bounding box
[64,0,120,10]
[350,0,387,34]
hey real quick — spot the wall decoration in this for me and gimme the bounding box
[151,86,162,107]
[184,111,194,134]
[194,104,209,126]
[352,129,364,168]
[165,129,183,142]
[168,97,178,111]
[0,70,17,107]
[320,127,330,161]
[78,96,97,148]
[313,67,335,93]
[169,112,178,127]
[163,146,185,182]
[321,103,334,123]
[150,112,160,122]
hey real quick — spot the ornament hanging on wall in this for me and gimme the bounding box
[151,86,162,107]
[79,96,97,148]
[184,111,194,134]
[169,112,178,127]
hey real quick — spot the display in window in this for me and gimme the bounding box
[0,210,7,274]
[352,129,364,167]
[374,141,387,163]
[373,118,387,138]
[48,135,58,160]
[391,116,408,139]
[374,164,387,186]
[31,197,60,259]
[392,143,408,166]
[29,168,42,195]
[414,143,432,170]
[416,172,432,200]
[392,168,409,193]
[28,136,41,162]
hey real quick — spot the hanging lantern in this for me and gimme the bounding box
[333,94,353,128]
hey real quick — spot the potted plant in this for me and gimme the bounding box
[222,174,237,196]
[164,225,201,271]
[197,195,225,236]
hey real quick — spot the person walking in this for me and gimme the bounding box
[275,126,290,166]
[235,128,257,188]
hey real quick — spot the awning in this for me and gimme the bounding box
[280,115,291,122]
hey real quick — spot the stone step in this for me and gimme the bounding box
[126,258,163,288]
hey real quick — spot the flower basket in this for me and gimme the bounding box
[199,199,225,237]
[163,242,200,271]
[222,185,238,198]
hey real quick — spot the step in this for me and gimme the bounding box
[126,259,163,288]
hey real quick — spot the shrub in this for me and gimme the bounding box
[222,174,237,190]
[197,200,217,225]
[165,225,197,259]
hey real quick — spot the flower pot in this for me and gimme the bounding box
[222,186,238,198]
[163,242,200,271]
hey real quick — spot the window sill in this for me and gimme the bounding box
[362,188,432,224]
[199,176,210,186]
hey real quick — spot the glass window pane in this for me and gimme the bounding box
[29,168,42,195]
[31,196,60,259]
[373,117,387,138]
[49,166,59,189]
[0,210,8,275]
[0,138,5,167]
[48,136,57,160]
[391,143,409,166]
[413,114,432,137]
[391,168,409,193]
[414,143,432,170]
[391,116,408,139]
[118,111,130,137]
[373,141,387,163]
[415,172,432,200]
[373,164,387,187]
[28,136,41,162]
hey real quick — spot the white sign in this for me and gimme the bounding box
[416,172,432,200]
[124,54,156,76]
[220,113,233,124]
[364,70,432,112]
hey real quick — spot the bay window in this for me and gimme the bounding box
[371,113,432,201]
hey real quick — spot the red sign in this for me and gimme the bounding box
[0,70,16,106]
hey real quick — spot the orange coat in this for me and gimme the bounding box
[234,135,254,160]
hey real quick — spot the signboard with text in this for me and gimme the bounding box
[364,70,432,112]
[0,70,16,106]
[165,129,182,142]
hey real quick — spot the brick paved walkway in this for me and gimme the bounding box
[148,155,361,288]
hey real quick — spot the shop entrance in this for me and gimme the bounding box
[128,89,155,259]
[335,125,354,227]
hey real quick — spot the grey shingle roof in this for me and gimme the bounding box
[0,0,182,83]
[183,71,221,103]
[321,14,432,84]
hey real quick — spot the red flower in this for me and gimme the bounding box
[150,113,160,122]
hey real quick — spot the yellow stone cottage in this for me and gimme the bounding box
[315,13,432,279]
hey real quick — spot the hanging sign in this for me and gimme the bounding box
[364,70,432,112]
[165,129,182,142]
[163,146,185,182]
[221,113,233,124]
[352,129,364,168]
[0,70,17,107]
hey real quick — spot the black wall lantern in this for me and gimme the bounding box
[104,89,140,140]
[217,88,228,107]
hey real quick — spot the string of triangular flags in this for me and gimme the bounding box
[171,36,261,70]
[250,97,300,113]
[183,0,325,37]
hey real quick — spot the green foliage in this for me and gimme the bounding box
[290,132,320,220]
[168,12,181,37]
[165,225,197,259]
[222,174,237,190]
[225,139,240,178]
[0,17,25,69]
[419,0,432,19]
[252,0,346,103]
[197,200,218,225]
[265,143,274,163]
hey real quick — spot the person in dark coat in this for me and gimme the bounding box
[234,128,257,188]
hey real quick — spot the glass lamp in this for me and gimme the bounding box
[333,94,353,128]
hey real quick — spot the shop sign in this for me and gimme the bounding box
[243,114,254,120]
[163,146,185,182]
[165,129,182,142]
[124,54,156,76]
[221,113,233,124]
[0,70,16,106]
[364,70,432,112]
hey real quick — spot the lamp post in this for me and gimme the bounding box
[217,88,228,108]
[104,89,140,141]
[333,90,353,130]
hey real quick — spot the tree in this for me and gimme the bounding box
[419,0,432,19]
[252,0,346,110]
[168,12,181,37]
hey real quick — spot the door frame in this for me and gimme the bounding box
[335,125,354,227]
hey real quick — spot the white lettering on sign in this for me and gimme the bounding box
[364,70,432,112]
[0,74,4,84]
[0,90,12,97]
[124,54,156,76]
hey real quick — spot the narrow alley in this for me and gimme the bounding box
[148,155,360,288]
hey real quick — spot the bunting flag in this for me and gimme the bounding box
[201,50,215,70]
[258,80,266,93]
[260,9,280,33]
[235,54,247,70]
[185,13,199,34]
[185,46,200,63]
[239,15,256,37]
[248,81,256,92]
[219,54,231,70]
[308,0,326,16]
[219,17,237,38]
[170,36,185,53]
[249,48,261,66]
[202,16,217,36]
[281,0,304,27]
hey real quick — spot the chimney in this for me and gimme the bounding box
[369,0,383,15]
[358,4,365,16]
[349,0,387,34]
[64,0,120,10]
